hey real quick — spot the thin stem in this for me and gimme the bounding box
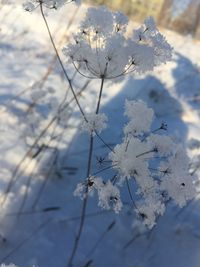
[92,163,117,176]
[125,178,138,210]
[96,77,105,114]
[39,2,86,120]
[136,149,156,158]
[67,135,94,267]
[67,77,105,267]
[40,2,113,153]
[72,60,97,79]
[95,132,114,152]
[83,220,115,262]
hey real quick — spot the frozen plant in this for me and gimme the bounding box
[74,176,122,213]
[74,176,104,199]
[63,6,172,80]
[110,100,196,227]
[67,6,173,265]
[23,0,81,11]
[75,100,196,228]
[80,113,107,136]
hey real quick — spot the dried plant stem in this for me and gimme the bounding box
[39,3,112,153]
[39,3,86,120]
[67,77,105,267]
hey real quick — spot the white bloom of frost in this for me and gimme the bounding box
[124,100,154,135]
[109,138,152,181]
[74,176,104,199]
[74,100,196,227]
[23,0,80,11]
[74,176,122,213]
[63,6,172,79]
[97,180,122,213]
[0,265,18,267]
[161,173,195,207]
[147,134,174,156]
[108,100,196,228]
[160,146,196,207]
[80,113,107,136]
[137,196,165,229]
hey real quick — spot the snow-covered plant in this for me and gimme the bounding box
[5,2,195,266]
[74,176,122,213]
[23,0,81,11]
[80,113,107,135]
[75,100,196,228]
[63,6,172,80]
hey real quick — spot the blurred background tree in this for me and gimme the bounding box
[86,0,200,39]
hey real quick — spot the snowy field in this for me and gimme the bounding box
[0,2,200,267]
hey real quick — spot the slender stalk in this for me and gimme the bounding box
[39,7,113,265]
[67,77,105,267]
[39,2,113,154]
[96,76,105,114]
[39,2,86,120]
[125,177,138,210]
[67,135,94,267]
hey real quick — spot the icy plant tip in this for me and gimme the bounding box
[23,0,81,12]
[80,113,107,136]
[75,100,196,229]
[63,6,172,80]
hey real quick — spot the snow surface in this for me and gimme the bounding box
[0,2,200,267]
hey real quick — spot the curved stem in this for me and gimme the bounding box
[39,3,86,120]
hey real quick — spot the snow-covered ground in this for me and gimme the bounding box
[0,2,200,267]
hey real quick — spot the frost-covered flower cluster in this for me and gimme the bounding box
[23,0,81,11]
[63,6,172,79]
[74,176,122,213]
[80,113,107,136]
[75,100,196,228]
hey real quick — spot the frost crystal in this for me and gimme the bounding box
[80,113,107,136]
[97,181,122,213]
[74,177,122,213]
[63,7,172,79]
[74,176,104,199]
[148,134,174,156]
[124,100,154,135]
[137,197,165,229]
